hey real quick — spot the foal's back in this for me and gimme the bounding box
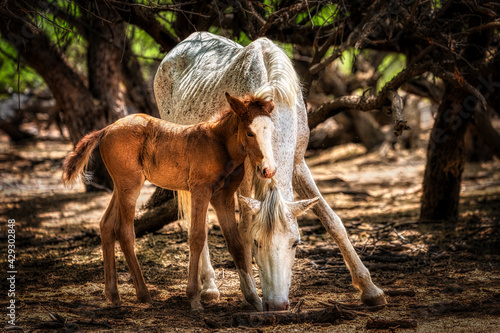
[100,114,224,192]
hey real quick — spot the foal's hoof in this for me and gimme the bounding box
[361,288,387,307]
[200,288,220,303]
[137,293,153,304]
[190,300,204,312]
[105,290,122,306]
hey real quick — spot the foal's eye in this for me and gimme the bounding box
[247,131,254,138]
[292,240,300,249]
[254,239,259,247]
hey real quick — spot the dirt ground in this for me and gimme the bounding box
[1,125,499,332]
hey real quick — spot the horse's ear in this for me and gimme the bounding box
[225,92,246,117]
[286,197,319,217]
[238,194,262,215]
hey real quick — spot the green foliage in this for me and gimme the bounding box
[335,48,406,92]
[336,48,361,75]
[128,26,164,78]
[0,40,44,98]
[296,4,339,26]
[235,32,252,46]
[376,53,406,91]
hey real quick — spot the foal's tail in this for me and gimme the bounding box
[62,129,106,186]
[177,190,192,230]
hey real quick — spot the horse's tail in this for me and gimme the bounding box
[177,190,192,229]
[62,129,106,186]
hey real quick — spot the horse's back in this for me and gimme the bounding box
[154,32,269,124]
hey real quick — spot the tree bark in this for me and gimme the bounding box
[420,85,472,221]
[82,1,128,191]
[113,0,178,53]
[122,43,159,117]
[0,2,99,144]
[0,0,123,192]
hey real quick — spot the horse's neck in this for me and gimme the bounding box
[210,112,246,165]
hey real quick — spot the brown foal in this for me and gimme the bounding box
[62,93,275,311]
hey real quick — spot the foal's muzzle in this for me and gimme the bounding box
[257,165,276,179]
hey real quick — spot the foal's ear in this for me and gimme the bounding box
[261,99,274,115]
[238,194,262,215]
[225,92,247,117]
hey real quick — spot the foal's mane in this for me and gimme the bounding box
[210,94,272,123]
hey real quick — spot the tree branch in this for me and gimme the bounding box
[112,0,179,53]
[307,62,488,134]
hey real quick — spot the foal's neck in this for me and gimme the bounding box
[211,111,246,165]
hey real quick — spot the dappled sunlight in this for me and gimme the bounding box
[1,132,499,330]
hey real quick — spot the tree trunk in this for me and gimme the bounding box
[122,42,159,117]
[0,1,123,192]
[464,108,500,161]
[83,1,127,191]
[421,10,492,221]
[0,3,99,143]
[420,85,472,221]
[134,188,178,236]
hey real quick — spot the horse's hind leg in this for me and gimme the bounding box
[114,174,152,303]
[100,193,121,305]
[199,221,219,302]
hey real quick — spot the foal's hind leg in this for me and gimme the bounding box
[100,193,121,305]
[114,174,152,303]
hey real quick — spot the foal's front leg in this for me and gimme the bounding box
[199,222,220,302]
[211,189,263,312]
[187,188,211,311]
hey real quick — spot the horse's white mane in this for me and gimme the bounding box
[253,38,300,109]
[250,177,288,251]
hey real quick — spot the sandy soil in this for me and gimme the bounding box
[0,128,499,332]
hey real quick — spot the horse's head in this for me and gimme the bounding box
[225,92,276,179]
[238,187,319,311]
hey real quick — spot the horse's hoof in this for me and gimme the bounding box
[200,288,220,302]
[241,298,263,312]
[361,288,387,307]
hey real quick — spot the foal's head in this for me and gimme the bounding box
[225,92,276,179]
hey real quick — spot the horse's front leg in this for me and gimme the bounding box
[187,188,211,311]
[211,188,263,312]
[293,159,386,306]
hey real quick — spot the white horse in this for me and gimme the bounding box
[154,32,386,311]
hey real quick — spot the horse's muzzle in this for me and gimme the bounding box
[264,299,289,311]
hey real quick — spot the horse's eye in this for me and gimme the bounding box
[254,239,259,247]
[292,240,300,249]
[247,131,254,138]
